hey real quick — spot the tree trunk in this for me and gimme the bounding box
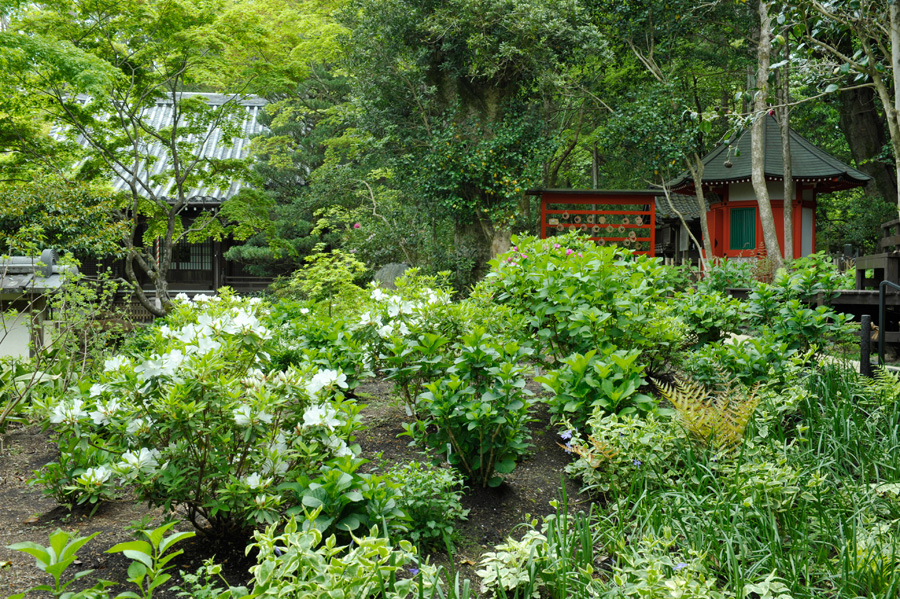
[778,40,794,262]
[837,86,897,204]
[685,155,713,266]
[892,0,900,218]
[751,0,783,268]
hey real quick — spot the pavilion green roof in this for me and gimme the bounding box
[667,114,871,193]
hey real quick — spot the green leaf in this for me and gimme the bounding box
[107,541,153,568]
[494,459,516,474]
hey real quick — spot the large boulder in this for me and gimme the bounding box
[373,263,410,290]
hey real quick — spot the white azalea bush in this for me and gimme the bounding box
[37,292,373,538]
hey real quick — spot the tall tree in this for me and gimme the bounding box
[799,0,900,217]
[751,0,783,266]
[1,0,261,315]
[337,0,605,261]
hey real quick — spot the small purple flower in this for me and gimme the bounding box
[511,246,518,251]
[632,458,642,466]
[353,223,361,229]
[566,249,574,256]
[674,562,688,571]
[521,253,528,259]
[563,443,573,454]
[553,243,560,249]
[409,567,420,576]
[559,430,573,441]
[577,252,583,257]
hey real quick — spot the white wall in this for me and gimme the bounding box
[0,312,33,359]
[802,207,814,256]
[728,181,786,202]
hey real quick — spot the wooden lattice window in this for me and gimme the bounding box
[729,207,756,251]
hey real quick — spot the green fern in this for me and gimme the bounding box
[653,377,759,451]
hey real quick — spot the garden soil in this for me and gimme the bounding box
[0,377,581,598]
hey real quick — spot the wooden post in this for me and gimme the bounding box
[861,314,873,377]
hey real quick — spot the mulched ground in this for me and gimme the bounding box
[0,377,582,597]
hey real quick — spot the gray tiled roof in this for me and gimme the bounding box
[655,193,708,220]
[667,114,871,192]
[53,93,267,202]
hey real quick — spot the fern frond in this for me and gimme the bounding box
[653,377,759,452]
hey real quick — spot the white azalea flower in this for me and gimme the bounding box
[193,335,221,356]
[49,399,88,425]
[175,293,190,302]
[245,473,272,490]
[327,435,354,457]
[299,307,310,315]
[121,448,159,471]
[126,418,149,435]
[89,383,107,398]
[302,404,341,430]
[90,398,122,425]
[103,356,129,372]
[193,294,210,303]
[306,369,348,397]
[135,350,184,380]
[78,466,112,486]
[371,288,388,302]
[234,405,252,427]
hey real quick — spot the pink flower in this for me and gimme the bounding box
[521,254,528,259]
[353,223,361,229]
[578,252,583,257]
[553,244,560,249]
[566,249,573,256]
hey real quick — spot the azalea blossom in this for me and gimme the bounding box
[103,355,129,372]
[175,293,190,302]
[127,418,150,435]
[90,398,122,425]
[49,399,88,425]
[306,369,348,397]
[135,350,184,380]
[89,383,108,398]
[120,448,160,472]
[327,435,354,457]
[78,466,112,486]
[245,473,272,490]
[233,405,273,427]
[303,404,341,430]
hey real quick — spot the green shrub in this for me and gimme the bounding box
[671,287,744,346]
[388,461,468,548]
[536,348,655,430]
[475,233,678,360]
[683,334,803,388]
[36,293,367,539]
[285,456,407,540]
[406,329,535,487]
[565,412,682,497]
[246,516,440,598]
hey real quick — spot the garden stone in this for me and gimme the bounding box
[374,263,410,289]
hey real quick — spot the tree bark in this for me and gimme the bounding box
[778,38,794,261]
[751,0,784,268]
[685,155,713,265]
[837,86,897,204]
[892,0,900,218]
